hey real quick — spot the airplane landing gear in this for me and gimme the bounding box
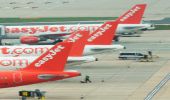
[114,35,119,42]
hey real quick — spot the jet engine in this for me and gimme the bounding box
[20,36,40,44]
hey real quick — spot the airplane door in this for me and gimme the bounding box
[0,73,9,87]
[0,25,5,38]
[13,72,23,83]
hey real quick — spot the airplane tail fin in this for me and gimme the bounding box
[23,42,72,72]
[64,30,89,57]
[86,21,118,45]
[116,4,146,24]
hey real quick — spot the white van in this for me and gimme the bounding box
[119,52,147,60]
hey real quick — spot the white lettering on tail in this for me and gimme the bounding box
[67,33,83,42]
[120,6,141,22]
[87,24,112,42]
[35,45,65,67]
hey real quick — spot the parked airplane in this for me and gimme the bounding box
[0,42,81,88]
[0,20,124,56]
[0,4,154,45]
[0,20,124,68]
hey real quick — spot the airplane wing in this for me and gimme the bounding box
[123,26,144,30]
[122,26,150,32]
[67,56,97,63]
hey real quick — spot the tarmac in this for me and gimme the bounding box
[1,30,170,100]
[0,0,170,19]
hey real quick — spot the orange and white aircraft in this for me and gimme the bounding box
[0,42,81,88]
[0,4,153,45]
[0,20,124,68]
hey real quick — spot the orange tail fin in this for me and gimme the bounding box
[23,42,72,72]
[86,21,118,45]
[117,4,146,24]
[64,30,89,56]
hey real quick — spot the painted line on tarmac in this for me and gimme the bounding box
[144,73,170,100]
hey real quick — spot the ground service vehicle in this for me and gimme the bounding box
[119,52,147,60]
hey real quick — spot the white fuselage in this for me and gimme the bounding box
[83,45,125,55]
[0,56,97,68]
[0,44,125,57]
[117,24,155,34]
[0,44,124,68]
[2,23,154,39]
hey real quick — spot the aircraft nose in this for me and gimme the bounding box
[75,72,81,77]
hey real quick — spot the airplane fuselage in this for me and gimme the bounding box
[0,44,124,57]
[1,23,154,39]
[0,70,80,88]
[0,45,124,68]
[0,56,97,68]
